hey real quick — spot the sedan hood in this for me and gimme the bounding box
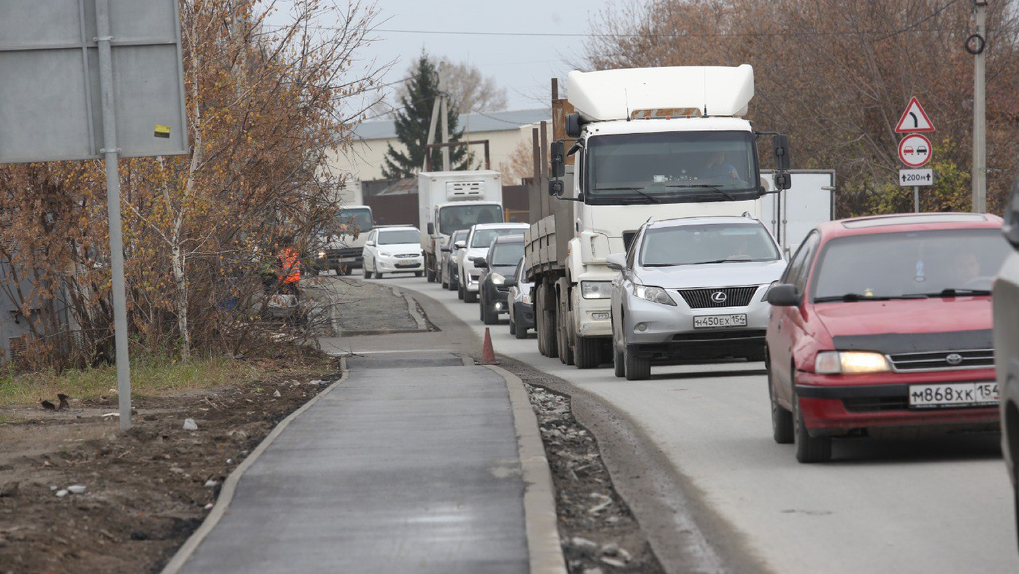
[634,260,786,289]
[814,297,992,339]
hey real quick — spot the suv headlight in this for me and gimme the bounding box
[633,284,676,306]
[581,281,613,299]
[491,273,506,285]
[814,351,891,374]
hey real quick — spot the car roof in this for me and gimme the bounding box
[819,212,1002,239]
[646,215,765,229]
[491,234,525,245]
[471,222,529,231]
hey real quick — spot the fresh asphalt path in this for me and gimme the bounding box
[385,274,1018,574]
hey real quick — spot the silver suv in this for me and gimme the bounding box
[994,175,1019,549]
[608,216,786,380]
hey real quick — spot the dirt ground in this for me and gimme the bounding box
[0,358,338,574]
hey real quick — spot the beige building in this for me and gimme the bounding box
[329,108,551,185]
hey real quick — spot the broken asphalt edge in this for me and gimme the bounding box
[486,364,569,574]
[158,357,350,574]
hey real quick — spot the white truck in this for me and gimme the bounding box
[315,180,374,275]
[418,170,504,282]
[525,65,803,368]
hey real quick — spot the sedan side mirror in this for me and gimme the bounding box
[766,284,800,307]
[605,252,626,272]
[471,257,488,269]
[454,240,466,249]
[365,240,375,247]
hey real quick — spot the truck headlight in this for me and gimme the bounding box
[491,273,506,285]
[633,284,676,306]
[814,351,891,374]
[581,281,613,299]
[317,250,326,259]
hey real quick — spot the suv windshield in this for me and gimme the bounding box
[336,208,372,233]
[377,229,420,245]
[586,131,758,204]
[471,228,523,248]
[639,222,780,266]
[438,205,504,235]
[811,228,1011,302]
[491,242,525,266]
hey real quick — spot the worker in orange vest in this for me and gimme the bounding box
[278,246,301,300]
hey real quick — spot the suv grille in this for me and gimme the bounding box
[678,286,758,308]
[888,349,994,372]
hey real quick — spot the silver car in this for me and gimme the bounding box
[608,216,786,380]
[995,175,1019,548]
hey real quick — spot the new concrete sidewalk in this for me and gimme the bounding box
[164,350,561,574]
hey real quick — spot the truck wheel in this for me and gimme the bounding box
[624,346,650,381]
[574,336,601,369]
[426,266,436,283]
[769,369,793,444]
[556,299,574,366]
[793,382,832,463]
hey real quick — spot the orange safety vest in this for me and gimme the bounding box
[279,248,300,284]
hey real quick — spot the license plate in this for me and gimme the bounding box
[908,382,999,409]
[693,314,748,329]
[395,263,417,268]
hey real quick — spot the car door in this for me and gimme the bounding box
[364,231,376,270]
[770,230,819,403]
[613,226,645,346]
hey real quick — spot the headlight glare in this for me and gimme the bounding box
[491,273,506,285]
[633,284,677,306]
[581,281,613,299]
[814,351,891,374]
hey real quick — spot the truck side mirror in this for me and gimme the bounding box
[550,141,565,178]
[772,134,791,171]
[549,179,565,197]
[427,222,435,235]
[565,113,582,138]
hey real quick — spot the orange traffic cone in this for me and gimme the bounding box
[480,327,498,365]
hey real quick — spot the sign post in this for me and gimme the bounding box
[0,1,189,430]
[895,97,936,213]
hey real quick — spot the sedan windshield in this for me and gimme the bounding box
[377,229,420,245]
[586,131,758,204]
[811,228,1010,302]
[639,223,780,266]
[336,208,372,233]
[491,243,524,266]
[471,228,523,248]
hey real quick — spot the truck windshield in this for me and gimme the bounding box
[377,229,420,245]
[438,204,504,235]
[586,131,759,204]
[336,208,373,233]
[640,222,780,266]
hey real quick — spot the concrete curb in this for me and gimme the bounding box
[486,364,568,574]
[159,358,349,574]
[389,285,428,332]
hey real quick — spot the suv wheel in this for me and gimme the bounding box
[624,345,650,381]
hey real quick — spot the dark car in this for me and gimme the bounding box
[765,212,1010,463]
[473,235,524,325]
[441,229,468,291]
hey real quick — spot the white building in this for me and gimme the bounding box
[329,108,551,184]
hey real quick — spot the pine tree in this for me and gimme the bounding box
[381,53,469,179]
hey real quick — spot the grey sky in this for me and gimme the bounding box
[269,0,619,113]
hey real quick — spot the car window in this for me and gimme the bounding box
[783,231,818,292]
[626,227,643,269]
[471,228,525,248]
[491,242,525,266]
[639,222,780,266]
[515,257,525,282]
[810,228,1010,301]
[377,229,420,245]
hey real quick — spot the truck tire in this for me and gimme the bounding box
[556,292,574,365]
[624,346,651,381]
[575,336,601,369]
[536,284,557,358]
[426,266,436,283]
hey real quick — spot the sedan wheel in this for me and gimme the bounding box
[363,267,372,279]
[793,383,832,463]
[769,369,794,444]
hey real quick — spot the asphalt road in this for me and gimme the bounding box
[384,274,1019,574]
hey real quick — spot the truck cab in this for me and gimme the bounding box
[316,205,373,275]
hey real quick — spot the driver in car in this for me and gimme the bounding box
[699,150,739,180]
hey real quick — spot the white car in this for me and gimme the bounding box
[995,176,1019,549]
[608,216,786,380]
[457,222,529,303]
[507,256,535,339]
[362,226,424,279]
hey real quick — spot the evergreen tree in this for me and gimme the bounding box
[381,53,469,178]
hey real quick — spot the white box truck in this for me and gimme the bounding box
[418,170,504,282]
[314,180,374,275]
[525,65,807,368]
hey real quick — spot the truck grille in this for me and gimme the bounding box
[888,349,994,372]
[678,286,758,308]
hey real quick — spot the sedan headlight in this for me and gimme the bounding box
[581,281,613,299]
[491,273,506,285]
[814,351,892,374]
[378,251,392,258]
[633,284,677,306]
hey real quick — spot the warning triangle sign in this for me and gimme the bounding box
[895,97,935,133]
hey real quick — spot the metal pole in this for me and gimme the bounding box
[95,0,132,430]
[440,95,451,171]
[972,1,987,213]
[914,185,920,213]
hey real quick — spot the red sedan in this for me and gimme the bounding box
[765,213,1011,462]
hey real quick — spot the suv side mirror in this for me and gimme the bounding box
[605,252,626,272]
[550,141,565,178]
[766,283,800,307]
[471,256,488,269]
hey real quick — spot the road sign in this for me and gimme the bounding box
[895,97,936,133]
[899,169,933,187]
[0,0,189,162]
[898,134,932,168]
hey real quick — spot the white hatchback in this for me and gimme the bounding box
[362,227,424,279]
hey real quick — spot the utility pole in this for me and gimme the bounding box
[971,0,988,213]
[440,94,451,171]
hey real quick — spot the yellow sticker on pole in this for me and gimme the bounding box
[154,125,171,138]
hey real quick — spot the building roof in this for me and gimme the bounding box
[354,108,551,141]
